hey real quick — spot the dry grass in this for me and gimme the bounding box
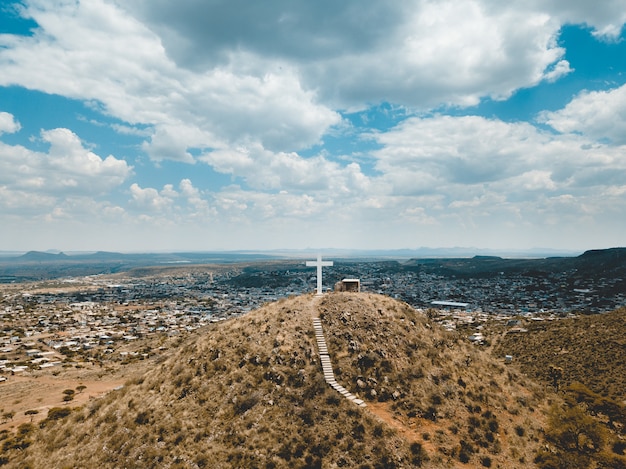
[2,293,550,468]
[493,307,626,468]
[493,307,626,401]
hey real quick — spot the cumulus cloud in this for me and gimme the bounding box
[129,183,175,212]
[0,0,340,162]
[120,0,580,109]
[128,179,217,222]
[531,0,626,39]
[200,143,371,195]
[0,112,21,134]
[0,0,598,168]
[0,126,132,221]
[0,127,131,193]
[1,0,626,250]
[369,115,626,218]
[539,84,626,144]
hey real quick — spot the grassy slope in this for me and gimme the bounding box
[4,293,547,468]
[493,308,626,401]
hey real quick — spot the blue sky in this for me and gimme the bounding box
[1,1,626,252]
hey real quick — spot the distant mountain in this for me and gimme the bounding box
[401,247,626,279]
[577,247,626,266]
[1,247,623,283]
[17,251,69,261]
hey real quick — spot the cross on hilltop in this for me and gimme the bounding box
[306,254,333,296]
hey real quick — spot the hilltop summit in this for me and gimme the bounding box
[6,293,547,468]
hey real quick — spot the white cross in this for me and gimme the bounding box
[306,254,333,295]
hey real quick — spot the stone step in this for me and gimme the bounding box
[313,317,366,409]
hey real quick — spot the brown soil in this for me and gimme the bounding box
[0,362,146,432]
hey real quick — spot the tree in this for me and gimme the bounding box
[548,405,605,454]
[548,364,564,392]
[565,382,626,428]
[76,385,87,394]
[62,389,75,402]
[537,404,606,469]
[24,409,39,422]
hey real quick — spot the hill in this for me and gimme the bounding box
[402,247,626,279]
[493,307,626,402]
[491,308,626,468]
[2,293,549,468]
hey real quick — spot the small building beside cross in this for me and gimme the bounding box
[306,254,333,295]
[335,278,360,292]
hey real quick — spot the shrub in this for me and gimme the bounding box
[468,416,481,428]
[613,441,626,456]
[487,419,499,433]
[135,411,150,425]
[459,440,475,463]
[234,394,260,415]
[46,407,72,421]
[410,442,428,466]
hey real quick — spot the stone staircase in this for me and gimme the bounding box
[313,317,366,408]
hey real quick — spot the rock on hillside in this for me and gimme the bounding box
[5,293,547,468]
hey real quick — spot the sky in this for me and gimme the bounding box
[1,1,626,253]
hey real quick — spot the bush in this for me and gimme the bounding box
[46,407,72,421]
[613,441,626,455]
[234,394,260,415]
[459,440,475,463]
[135,411,150,425]
[410,442,428,466]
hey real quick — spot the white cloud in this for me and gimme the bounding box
[0,124,132,229]
[0,127,132,196]
[0,112,21,134]
[129,183,175,213]
[531,0,626,40]
[200,143,371,194]
[0,0,603,169]
[127,179,217,222]
[539,84,626,144]
[1,1,626,250]
[369,115,626,225]
[119,0,579,109]
[0,0,340,162]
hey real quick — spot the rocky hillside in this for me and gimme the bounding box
[493,307,626,402]
[492,308,626,469]
[2,293,549,468]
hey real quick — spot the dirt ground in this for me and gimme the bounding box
[0,362,147,432]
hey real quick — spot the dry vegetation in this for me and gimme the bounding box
[493,307,626,401]
[2,293,623,468]
[318,294,547,468]
[493,308,626,468]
